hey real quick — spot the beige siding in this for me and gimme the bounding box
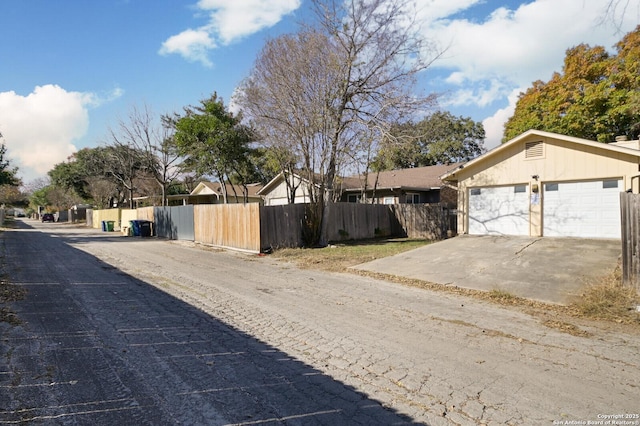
[263,176,312,206]
[453,135,640,235]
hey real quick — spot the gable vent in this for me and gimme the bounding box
[525,141,543,158]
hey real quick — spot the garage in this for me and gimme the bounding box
[442,130,640,239]
[468,185,529,235]
[543,179,622,238]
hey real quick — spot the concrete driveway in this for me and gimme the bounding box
[353,235,622,304]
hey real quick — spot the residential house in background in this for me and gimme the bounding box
[161,181,264,206]
[258,164,460,207]
[339,164,460,208]
[258,172,315,206]
[188,182,263,204]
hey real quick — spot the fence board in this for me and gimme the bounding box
[137,207,155,221]
[259,204,307,250]
[620,192,640,291]
[194,204,261,252]
[390,204,453,239]
[326,203,395,241]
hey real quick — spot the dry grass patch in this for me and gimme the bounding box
[569,268,640,324]
[271,238,431,272]
[487,289,519,304]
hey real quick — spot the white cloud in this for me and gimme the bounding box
[159,29,216,67]
[425,0,635,93]
[417,0,640,140]
[198,0,302,44]
[0,85,100,183]
[482,88,523,150]
[160,0,301,66]
[443,78,511,108]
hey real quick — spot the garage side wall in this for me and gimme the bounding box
[453,135,640,236]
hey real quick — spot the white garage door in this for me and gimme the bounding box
[543,179,621,238]
[468,185,530,235]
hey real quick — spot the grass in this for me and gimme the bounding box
[271,238,640,332]
[271,238,432,272]
[570,267,640,323]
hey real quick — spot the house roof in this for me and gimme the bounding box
[257,171,323,196]
[258,164,462,196]
[441,129,640,182]
[341,163,463,192]
[191,181,263,198]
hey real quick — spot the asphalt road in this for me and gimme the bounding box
[1,219,639,425]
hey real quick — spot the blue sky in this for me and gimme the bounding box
[1,0,638,184]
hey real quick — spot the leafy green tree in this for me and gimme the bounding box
[29,186,50,212]
[172,94,258,203]
[48,150,93,200]
[504,25,640,142]
[377,112,485,169]
[0,133,19,186]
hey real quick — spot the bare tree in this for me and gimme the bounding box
[237,0,439,245]
[109,105,182,207]
[45,186,83,211]
[85,176,118,209]
[602,0,640,31]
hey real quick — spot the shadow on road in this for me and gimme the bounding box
[0,221,419,424]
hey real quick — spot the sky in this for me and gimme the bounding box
[0,0,638,185]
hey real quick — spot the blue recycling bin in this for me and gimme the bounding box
[101,220,107,232]
[129,220,141,236]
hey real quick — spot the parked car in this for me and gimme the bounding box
[41,213,55,223]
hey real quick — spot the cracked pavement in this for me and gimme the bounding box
[1,219,639,425]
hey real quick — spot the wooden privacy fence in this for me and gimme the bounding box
[86,202,453,253]
[620,192,640,291]
[137,207,155,222]
[195,204,261,252]
[259,204,307,250]
[259,202,453,251]
[389,204,454,239]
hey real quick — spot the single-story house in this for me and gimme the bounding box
[257,172,315,206]
[339,164,460,207]
[441,130,640,239]
[160,182,264,206]
[258,164,460,207]
[188,181,263,204]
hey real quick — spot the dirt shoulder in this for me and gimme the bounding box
[270,238,640,336]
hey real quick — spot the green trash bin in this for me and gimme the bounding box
[106,221,115,232]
